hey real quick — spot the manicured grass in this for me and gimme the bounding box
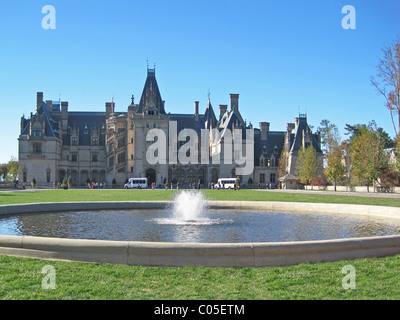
[1,254,400,300]
[1,188,400,300]
[1,188,400,207]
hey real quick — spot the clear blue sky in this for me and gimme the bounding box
[0,0,399,163]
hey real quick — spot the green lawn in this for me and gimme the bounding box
[1,188,400,207]
[1,188,400,300]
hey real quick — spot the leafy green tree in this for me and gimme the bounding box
[7,158,19,183]
[0,163,8,183]
[295,146,320,187]
[324,145,346,191]
[318,119,340,154]
[350,125,389,192]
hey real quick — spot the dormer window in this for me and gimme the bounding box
[83,124,88,134]
[33,127,42,137]
[262,145,267,153]
[147,107,156,115]
[92,137,98,146]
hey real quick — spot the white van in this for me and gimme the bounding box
[124,178,148,189]
[215,178,236,189]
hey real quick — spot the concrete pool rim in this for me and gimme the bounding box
[0,200,400,267]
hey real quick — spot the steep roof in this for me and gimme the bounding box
[290,116,322,153]
[204,98,217,129]
[254,129,285,166]
[138,68,165,114]
[63,112,106,146]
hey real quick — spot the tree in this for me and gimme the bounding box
[295,146,320,187]
[0,163,8,184]
[324,145,346,191]
[278,149,288,178]
[345,122,394,147]
[350,125,389,192]
[318,119,340,154]
[370,36,400,136]
[7,158,19,183]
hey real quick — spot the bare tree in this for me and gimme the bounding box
[370,36,400,137]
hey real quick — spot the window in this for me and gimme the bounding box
[108,156,114,167]
[92,137,98,146]
[117,152,126,164]
[33,127,42,137]
[118,137,126,148]
[260,173,265,183]
[92,153,98,162]
[23,172,27,183]
[72,136,78,146]
[71,153,78,162]
[33,143,42,154]
[270,174,276,183]
[46,171,51,183]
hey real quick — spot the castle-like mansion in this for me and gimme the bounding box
[18,68,322,188]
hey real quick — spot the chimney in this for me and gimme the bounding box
[294,117,299,127]
[194,101,199,120]
[229,94,239,112]
[106,102,115,118]
[219,104,227,120]
[260,122,270,140]
[45,100,53,109]
[61,102,68,119]
[36,92,43,112]
[287,123,295,132]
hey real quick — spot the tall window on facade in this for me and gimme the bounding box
[270,173,276,183]
[118,137,126,148]
[260,173,265,183]
[46,171,51,183]
[71,153,78,162]
[23,172,27,183]
[33,127,42,137]
[92,153,98,162]
[117,152,126,164]
[92,137,98,146]
[33,143,42,154]
[72,136,78,146]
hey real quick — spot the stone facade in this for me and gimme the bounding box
[18,68,322,188]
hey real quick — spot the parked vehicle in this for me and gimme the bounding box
[215,178,236,189]
[124,178,148,189]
